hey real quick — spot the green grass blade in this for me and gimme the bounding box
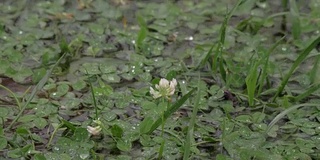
[158,139,165,160]
[85,70,99,119]
[0,85,22,110]
[197,45,215,70]
[183,75,201,160]
[246,61,259,106]
[272,36,320,102]
[257,36,285,96]
[6,52,68,130]
[266,103,318,133]
[309,54,320,84]
[289,0,301,39]
[147,88,196,134]
[294,83,320,102]
[212,0,244,72]
[136,14,148,51]
[197,0,243,71]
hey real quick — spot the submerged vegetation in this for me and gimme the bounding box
[1,0,320,159]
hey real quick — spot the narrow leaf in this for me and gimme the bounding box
[183,75,201,160]
[147,88,196,134]
[246,61,259,106]
[267,103,318,133]
[272,36,320,102]
[257,36,285,96]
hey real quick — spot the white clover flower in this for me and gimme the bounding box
[87,126,102,135]
[150,78,177,99]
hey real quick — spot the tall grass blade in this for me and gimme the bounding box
[0,85,22,110]
[197,0,243,72]
[212,0,244,72]
[6,52,68,130]
[267,103,318,133]
[85,70,99,119]
[183,74,201,160]
[257,36,285,96]
[309,54,320,84]
[136,14,148,52]
[246,61,259,106]
[147,88,196,134]
[289,0,301,39]
[197,45,215,70]
[272,36,320,102]
[294,83,320,102]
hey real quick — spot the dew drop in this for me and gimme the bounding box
[53,146,60,151]
[185,36,193,41]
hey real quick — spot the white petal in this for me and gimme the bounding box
[155,84,160,90]
[150,87,157,95]
[170,79,177,88]
[87,126,101,135]
[159,78,169,88]
[168,89,175,95]
[150,87,161,99]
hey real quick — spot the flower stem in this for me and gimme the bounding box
[158,98,167,159]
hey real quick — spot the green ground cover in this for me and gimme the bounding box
[1,0,320,159]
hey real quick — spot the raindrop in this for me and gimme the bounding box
[154,59,158,62]
[281,47,287,51]
[19,31,23,34]
[53,146,60,151]
[185,36,193,41]
[52,92,57,96]
[131,40,136,44]
[2,36,7,40]
[316,30,320,34]
[181,80,186,84]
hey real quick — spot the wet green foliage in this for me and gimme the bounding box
[1,0,320,159]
